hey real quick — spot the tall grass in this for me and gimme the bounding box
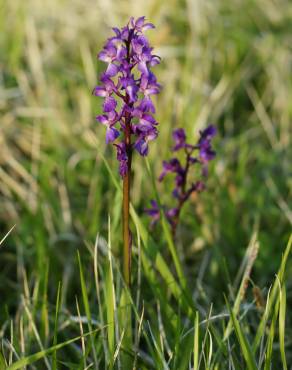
[0,0,291,368]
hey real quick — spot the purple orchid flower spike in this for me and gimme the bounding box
[146,125,216,237]
[94,17,160,286]
[94,16,160,177]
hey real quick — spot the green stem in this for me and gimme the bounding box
[123,112,132,287]
[122,34,133,287]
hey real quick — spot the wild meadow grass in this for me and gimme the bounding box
[0,0,292,368]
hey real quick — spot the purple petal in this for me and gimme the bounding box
[146,128,158,141]
[166,207,178,219]
[199,125,217,141]
[93,86,107,97]
[119,160,128,177]
[134,138,148,156]
[140,74,148,90]
[132,38,144,55]
[159,158,183,181]
[150,55,160,66]
[112,27,121,37]
[103,96,117,112]
[146,87,160,95]
[199,146,216,163]
[106,126,120,143]
[172,128,186,151]
[145,200,160,226]
[143,23,155,31]
[126,85,138,102]
[100,75,116,92]
[96,114,109,125]
[105,63,119,77]
[138,62,149,76]
[98,51,111,63]
[136,16,146,28]
[115,142,127,161]
[108,110,118,123]
[116,46,127,60]
[140,114,156,126]
[140,97,155,113]
[120,26,129,40]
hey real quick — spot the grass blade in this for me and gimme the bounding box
[225,297,257,370]
[104,216,116,365]
[52,281,62,370]
[193,311,199,370]
[279,283,287,370]
[77,251,98,365]
[224,233,259,340]
[252,234,292,351]
[6,329,102,370]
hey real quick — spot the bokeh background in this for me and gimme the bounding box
[0,0,291,363]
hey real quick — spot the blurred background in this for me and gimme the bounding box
[0,0,291,325]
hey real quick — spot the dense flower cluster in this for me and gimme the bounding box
[145,126,216,232]
[94,16,161,176]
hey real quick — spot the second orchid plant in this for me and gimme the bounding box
[146,126,216,237]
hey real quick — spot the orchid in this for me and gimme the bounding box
[94,16,160,286]
[146,126,216,237]
[94,16,161,177]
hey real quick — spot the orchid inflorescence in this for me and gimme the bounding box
[94,16,161,177]
[145,126,216,235]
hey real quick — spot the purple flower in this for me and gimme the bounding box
[172,128,186,151]
[94,17,160,177]
[132,104,157,132]
[120,75,139,103]
[146,126,216,234]
[144,200,160,226]
[130,16,155,33]
[159,158,183,181]
[96,111,120,143]
[114,143,128,177]
[198,125,217,164]
[103,96,117,112]
[199,125,217,141]
[165,207,179,225]
[134,127,158,156]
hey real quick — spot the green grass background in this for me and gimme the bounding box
[0,0,291,368]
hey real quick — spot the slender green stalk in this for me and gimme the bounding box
[122,36,133,287]
[122,166,131,286]
[123,109,132,287]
